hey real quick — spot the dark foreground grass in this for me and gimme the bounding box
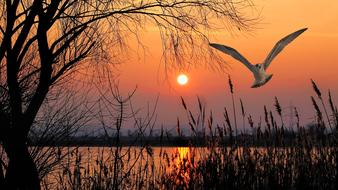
[42,80,338,190]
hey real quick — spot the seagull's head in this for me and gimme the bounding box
[255,64,265,71]
[255,64,262,69]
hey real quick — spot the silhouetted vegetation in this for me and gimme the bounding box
[1,1,336,190]
[0,0,254,189]
[34,80,338,190]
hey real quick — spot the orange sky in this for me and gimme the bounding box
[114,0,338,130]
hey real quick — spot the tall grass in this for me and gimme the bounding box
[40,80,338,190]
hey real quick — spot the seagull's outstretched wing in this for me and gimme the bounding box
[263,28,307,69]
[209,43,254,72]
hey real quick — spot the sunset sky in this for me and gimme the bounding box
[114,0,338,131]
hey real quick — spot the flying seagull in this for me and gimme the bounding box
[210,28,307,88]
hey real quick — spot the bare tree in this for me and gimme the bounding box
[0,0,254,189]
[29,85,94,180]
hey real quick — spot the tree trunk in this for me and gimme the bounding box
[4,141,40,190]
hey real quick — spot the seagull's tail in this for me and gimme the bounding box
[266,74,273,83]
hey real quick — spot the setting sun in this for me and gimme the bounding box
[177,74,188,85]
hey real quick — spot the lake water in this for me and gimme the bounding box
[42,146,202,189]
[40,146,337,189]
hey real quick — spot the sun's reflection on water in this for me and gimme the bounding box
[169,147,196,188]
[176,147,190,161]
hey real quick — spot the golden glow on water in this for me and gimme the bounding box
[171,147,195,187]
[44,147,335,189]
[177,147,190,161]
